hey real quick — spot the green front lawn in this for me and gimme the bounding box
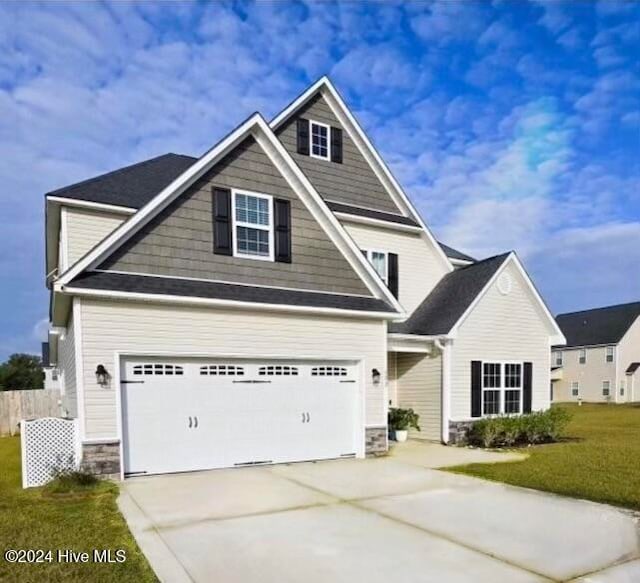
[448,403,640,510]
[0,436,156,582]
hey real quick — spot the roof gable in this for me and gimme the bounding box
[555,302,640,348]
[55,113,404,315]
[271,77,454,275]
[274,92,402,214]
[391,252,564,343]
[98,136,371,296]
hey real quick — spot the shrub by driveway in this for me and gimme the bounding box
[0,436,156,582]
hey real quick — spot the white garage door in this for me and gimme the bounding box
[121,357,360,476]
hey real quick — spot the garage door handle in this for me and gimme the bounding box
[301,412,305,423]
[307,412,310,423]
[188,416,192,428]
[194,416,198,428]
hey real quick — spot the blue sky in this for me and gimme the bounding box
[0,1,638,360]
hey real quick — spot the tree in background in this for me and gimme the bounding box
[0,354,43,390]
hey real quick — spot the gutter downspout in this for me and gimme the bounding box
[435,338,451,444]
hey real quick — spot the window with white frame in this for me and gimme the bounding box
[571,381,579,397]
[361,249,388,284]
[233,191,273,260]
[620,381,625,396]
[310,120,330,160]
[602,380,610,397]
[606,346,614,363]
[555,351,563,366]
[482,362,522,416]
[579,349,586,364]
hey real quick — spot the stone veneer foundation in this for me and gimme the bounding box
[448,420,476,445]
[81,442,120,480]
[365,426,388,455]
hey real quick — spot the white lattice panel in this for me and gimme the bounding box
[21,417,80,488]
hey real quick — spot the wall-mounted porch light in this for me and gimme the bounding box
[95,364,110,387]
[372,368,381,386]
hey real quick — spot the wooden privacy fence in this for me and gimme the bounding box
[0,390,62,437]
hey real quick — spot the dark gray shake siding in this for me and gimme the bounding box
[100,137,372,296]
[276,93,403,214]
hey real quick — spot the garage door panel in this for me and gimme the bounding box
[121,358,359,475]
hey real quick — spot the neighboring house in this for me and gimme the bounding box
[41,341,60,391]
[551,302,640,403]
[43,77,563,479]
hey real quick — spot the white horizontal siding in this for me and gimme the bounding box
[79,299,386,439]
[57,311,77,417]
[553,346,617,403]
[65,207,126,267]
[618,317,640,402]
[396,352,442,441]
[450,261,552,420]
[342,222,449,315]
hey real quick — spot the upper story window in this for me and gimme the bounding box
[579,349,587,364]
[310,120,330,160]
[554,351,563,366]
[232,191,273,261]
[361,249,388,284]
[606,346,614,363]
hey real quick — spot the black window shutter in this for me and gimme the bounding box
[297,118,309,156]
[331,126,343,163]
[471,361,482,418]
[212,187,232,255]
[523,362,533,413]
[274,198,291,263]
[388,253,399,298]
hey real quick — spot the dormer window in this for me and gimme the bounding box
[310,120,330,160]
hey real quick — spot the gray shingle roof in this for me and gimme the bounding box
[390,252,510,336]
[325,201,420,226]
[555,302,640,349]
[46,153,197,209]
[438,242,475,262]
[69,271,395,313]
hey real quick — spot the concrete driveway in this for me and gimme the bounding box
[118,442,640,583]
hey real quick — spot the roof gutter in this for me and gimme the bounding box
[57,284,404,321]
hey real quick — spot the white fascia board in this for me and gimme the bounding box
[58,285,401,320]
[387,333,450,341]
[56,112,403,316]
[271,77,454,275]
[46,196,137,215]
[334,212,423,234]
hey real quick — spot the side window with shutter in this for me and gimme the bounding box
[471,360,482,418]
[212,187,232,255]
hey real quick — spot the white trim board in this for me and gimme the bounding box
[57,284,402,320]
[56,113,404,317]
[270,76,454,275]
[47,196,137,215]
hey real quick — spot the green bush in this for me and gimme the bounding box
[388,407,421,431]
[467,408,573,448]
